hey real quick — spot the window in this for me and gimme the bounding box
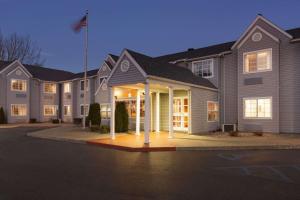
[80,80,89,91]
[192,59,214,78]
[64,105,71,116]
[244,97,272,119]
[11,104,27,116]
[44,83,56,94]
[244,49,272,73]
[64,83,71,93]
[173,97,189,131]
[100,104,111,119]
[11,79,27,92]
[207,101,219,122]
[44,105,57,116]
[80,105,89,116]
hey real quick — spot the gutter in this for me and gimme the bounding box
[171,51,232,64]
[147,75,218,92]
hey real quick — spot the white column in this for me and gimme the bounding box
[136,89,141,136]
[188,89,192,134]
[155,92,160,133]
[168,86,174,138]
[110,87,115,139]
[144,83,150,144]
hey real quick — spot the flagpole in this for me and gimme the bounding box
[83,10,88,130]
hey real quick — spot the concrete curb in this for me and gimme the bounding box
[176,145,300,151]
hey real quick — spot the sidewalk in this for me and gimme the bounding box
[27,126,300,152]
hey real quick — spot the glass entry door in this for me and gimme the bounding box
[173,97,189,131]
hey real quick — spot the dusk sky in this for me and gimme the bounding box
[1,0,300,73]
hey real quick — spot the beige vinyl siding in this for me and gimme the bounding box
[108,55,146,87]
[190,87,219,133]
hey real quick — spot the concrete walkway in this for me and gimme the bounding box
[26,125,300,151]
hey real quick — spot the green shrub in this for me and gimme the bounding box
[52,119,60,124]
[253,132,263,136]
[229,131,239,137]
[73,118,82,125]
[100,125,110,134]
[115,102,129,132]
[0,107,6,124]
[87,103,101,126]
[90,125,100,132]
[29,118,37,123]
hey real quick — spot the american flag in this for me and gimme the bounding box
[72,15,87,33]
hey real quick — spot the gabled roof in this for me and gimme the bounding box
[108,54,119,63]
[0,60,13,72]
[104,60,113,70]
[286,27,300,39]
[23,64,74,81]
[155,41,235,63]
[126,49,216,89]
[70,68,99,80]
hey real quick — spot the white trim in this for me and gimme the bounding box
[63,105,72,116]
[291,38,300,43]
[79,104,89,117]
[173,96,189,132]
[43,105,58,116]
[106,49,147,84]
[6,65,32,78]
[136,89,141,135]
[207,101,219,122]
[168,86,174,138]
[0,60,32,78]
[243,48,272,74]
[95,77,107,95]
[11,104,27,117]
[144,83,151,144]
[97,62,111,76]
[243,96,273,120]
[110,87,115,139]
[237,26,279,49]
[10,79,27,92]
[107,54,118,64]
[80,79,90,91]
[191,58,214,78]
[155,92,160,133]
[148,76,217,92]
[232,15,292,49]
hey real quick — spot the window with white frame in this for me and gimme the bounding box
[192,59,214,78]
[244,97,272,119]
[11,79,27,92]
[44,83,56,94]
[100,104,111,119]
[11,104,27,116]
[44,105,57,116]
[244,49,272,73]
[207,101,219,122]
[64,83,71,93]
[80,104,89,116]
[64,105,71,116]
[80,80,89,91]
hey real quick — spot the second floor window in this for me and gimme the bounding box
[244,49,272,73]
[44,83,56,94]
[11,79,27,92]
[192,59,214,78]
[80,80,89,91]
[64,83,71,93]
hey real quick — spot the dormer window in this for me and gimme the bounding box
[44,83,56,94]
[192,59,214,78]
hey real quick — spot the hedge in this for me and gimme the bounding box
[115,102,129,132]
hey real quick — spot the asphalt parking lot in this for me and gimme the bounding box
[0,126,300,200]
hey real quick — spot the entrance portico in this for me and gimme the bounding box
[109,81,191,144]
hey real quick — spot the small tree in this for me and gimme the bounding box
[115,102,129,132]
[87,103,101,126]
[0,107,6,124]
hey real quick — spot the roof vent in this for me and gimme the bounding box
[187,48,194,51]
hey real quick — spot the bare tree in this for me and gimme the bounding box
[0,32,45,65]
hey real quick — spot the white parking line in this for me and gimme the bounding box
[268,166,294,183]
